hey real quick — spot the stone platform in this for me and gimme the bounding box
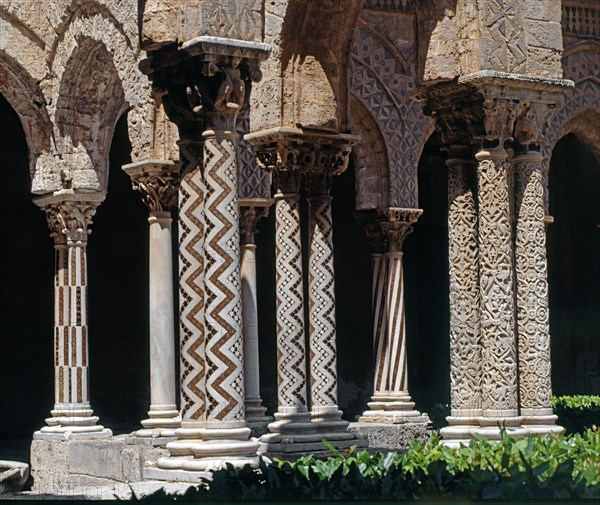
[348,421,430,450]
[30,435,168,493]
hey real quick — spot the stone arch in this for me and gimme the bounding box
[49,0,154,186]
[0,51,54,191]
[349,94,389,210]
[349,12,433,208]
[55,37,127,192]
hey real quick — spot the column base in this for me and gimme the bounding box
[440,410,482,447]
[520,408,564,434]
[472,412,530,439]
[33,427,112,442]
[358,393,431,424]
[128,405,181,443]
[245,399,272,438]
[34,405,112,441]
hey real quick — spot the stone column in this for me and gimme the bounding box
[123,160,181,443]
[357,209,429,426]
[140,37,271,477]
[239,201,273,436]
[513,103,562,434]
[441,157,483,445]
[34,190,111,441]
[472,99,527,438]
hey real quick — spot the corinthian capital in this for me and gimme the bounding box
[123,160,179,213]
[35,190,104,246]
[357,207,423,253]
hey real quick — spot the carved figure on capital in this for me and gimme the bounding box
[482,98,518,147]
[126,162,180,213]
[42,199,100,246]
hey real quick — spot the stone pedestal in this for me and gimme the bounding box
[33,190,111,442]
[123,160,181,445]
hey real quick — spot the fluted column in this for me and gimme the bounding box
[34,190,111,441]
[239,202,273,436]
[123,160,181,443]
[441,158,483,444]
[358,209,429,424]
[473,99,526,438]
[513,104,562,434]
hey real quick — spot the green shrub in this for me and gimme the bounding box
[554,395,600,435]
[140,429,600,501]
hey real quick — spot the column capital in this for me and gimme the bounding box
[35,190,104,246]
[356,207,422,253]
[141,36,271,133]
[245,127,359,180]
[239,198,273,245]
[123,159,179,213]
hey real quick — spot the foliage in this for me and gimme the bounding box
[554,395,600,435]
[139,429,600,501]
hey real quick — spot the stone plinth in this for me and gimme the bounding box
[30,435,168,493]
[348,422,430,451]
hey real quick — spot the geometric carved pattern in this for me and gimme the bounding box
[363,0,413,12]
[350,18,432,208]
[203,135,244,422]
[274,190,308,411]
[307,195,338,408]
[447,160,482,413]
[178,141,207,421]
[476,153,519,413]
[514,154,553,411]
[562,3,600,40]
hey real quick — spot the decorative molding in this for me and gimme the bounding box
[123,160,179,213]
[363,0,413,12]
[563,2,600,40]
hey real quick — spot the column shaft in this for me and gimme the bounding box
[371,253,388,395]
[442,160,482,442]
[474,148,523,433]
[513,151,561,433]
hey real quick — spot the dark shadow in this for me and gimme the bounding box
[548,133,600,395]
[87,112,150,434]
[0,93,53,462]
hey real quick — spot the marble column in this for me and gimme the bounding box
[140,36,271,477]
[358,209,429,425]
[123,160,181,443]
[513,103,562,434]
[472,99,527,438]
[34,190,111,441]
[239,201,273,436]
[441,158,483,445]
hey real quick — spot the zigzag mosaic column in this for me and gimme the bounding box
[513,103,562,434]
[123,160,181,444]
[442,158,483,445]
[34,191,111,441]
[473,99,526,438]
[142,37,271,477]
[358,209,429,425]
[239,203,273,436]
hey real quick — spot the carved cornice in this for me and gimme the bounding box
[34,190,104,246]
[239,198,273,245]
[245,127,359,181]
[122,160,179,213]
[140,36,271,133]
[356,207,422,253]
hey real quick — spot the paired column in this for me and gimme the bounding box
[246,128,366,456]
[239,201,273,436]
[140,36,271,475]
[123,160,181,443]
[441,157,482,445]
[513,104,561,434]
[34,190,111,441]
[357,209,429,425]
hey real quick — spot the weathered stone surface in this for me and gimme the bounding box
[348,422,430,451]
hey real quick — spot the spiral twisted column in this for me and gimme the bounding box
[123,160,181,444]
[441,158,483,445]
[34,191,111,441]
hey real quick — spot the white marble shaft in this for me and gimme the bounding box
[513,150,561,434]
[473,146,526,437]
[123,160,181,440]
[442,159,483,443]
[239,203,272,428]
[34,191,111,441]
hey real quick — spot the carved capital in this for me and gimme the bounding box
[239,199,273,245]
[141,36,271,133]
[482,98,519,147]
[514,102,553,151]
[35,190,104,246]
[357,207,422,253]
[123,160,179,213]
